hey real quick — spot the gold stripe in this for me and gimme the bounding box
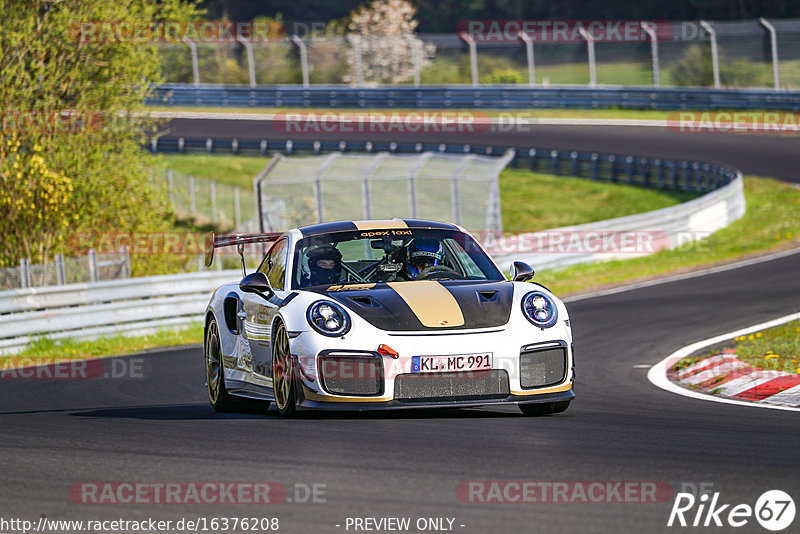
[387,281,465,328]
[353,219,408,230]
[327,283,375,292]
[510,382,573,396]
[302,386,392,403]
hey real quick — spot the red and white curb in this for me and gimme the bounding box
[648,312,800,412]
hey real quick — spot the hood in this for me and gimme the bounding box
[312,280,513,332]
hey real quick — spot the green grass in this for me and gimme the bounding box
[673,319,800,376]
[536,176,800,296]
[499,169,696,232]
[161,154,268,189]
[6,323,203,366]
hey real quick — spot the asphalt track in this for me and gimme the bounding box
[1,120,799,533]
[160,118,800,183]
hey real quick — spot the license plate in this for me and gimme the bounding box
[411,353,492,373]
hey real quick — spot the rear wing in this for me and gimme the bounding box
[204,232,283,268]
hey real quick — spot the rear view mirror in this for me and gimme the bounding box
[511,261,535,282]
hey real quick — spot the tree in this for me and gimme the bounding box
[0,0,202,274]
[344,0,434,84]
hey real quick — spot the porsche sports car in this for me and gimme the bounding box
[203,219,574,417]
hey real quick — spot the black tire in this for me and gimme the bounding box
[519,401,570,416]
[205,318,270,414]
[272,321,297,417]
[205,318,236,413]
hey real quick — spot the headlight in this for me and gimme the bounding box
[307,300,351,337]
[521,291,558,328]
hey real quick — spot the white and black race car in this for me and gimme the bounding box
[203,219,574,417]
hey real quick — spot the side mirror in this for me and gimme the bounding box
[240,272,274,300]
[511,261,535,282]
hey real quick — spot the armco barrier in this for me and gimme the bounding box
[0,270,239,355]
[149,84,800,111]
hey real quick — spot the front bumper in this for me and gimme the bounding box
[296,382,574,411]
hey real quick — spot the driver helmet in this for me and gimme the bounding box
[406,239,444,278]
[305,245,342,285]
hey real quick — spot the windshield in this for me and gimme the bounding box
[292,228,504,289]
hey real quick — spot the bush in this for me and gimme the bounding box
[480,69,524,84]
[668,44,770,88]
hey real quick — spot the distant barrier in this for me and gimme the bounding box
[149,84,800,111]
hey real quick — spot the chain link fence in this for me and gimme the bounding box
[156,19,800,90]
[253,151,511,233]
[0,250,130,291]
[161,169,257,231]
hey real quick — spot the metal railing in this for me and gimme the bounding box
[149,84,800,111]
[0,270,237,355]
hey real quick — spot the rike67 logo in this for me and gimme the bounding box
[668,490,795,531]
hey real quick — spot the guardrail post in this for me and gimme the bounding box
[699,21,720,89]
[702,163,711,192]
[641,22,660,88]
[291,35,310,88]
[458,32,479,87]
[88,249,98,283]
[641,158,650,187]
[609,155,617,183]
[55,253,65,285]
[210,180,217,223]
[578,28,597,88]
[20,258,31,289]
[551,150,559,175]
[656,159,665,189]
[529,148,537,171]
[681,161,690,191]
[519,32,536,86]
[571,151,580,177]
[188,175,196,216]
[234,186,241,228]
[759,18,781,90]
[237,36,257,88]
[347,35,365,86]
[183,38,200,86]
[591,153,599,180]
[671,161,679,190]
[692,162,701,192]
[626,156,635,184]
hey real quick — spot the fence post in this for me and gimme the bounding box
[291,35,310,87]
[759,18,781,90]
[591,153,599,181]
[20,258,31,289]
[578,28,597,87]
[609,155,617,183]
[210,180,217,223]
[408,152,431,218]
[641,22,660,88]
[551,150,559,175]
[571,151,580,177]
[404,34,421,87]
[88,249,98,283]
[237,36,257,88]
[529,148,537,171]
[234,186,241,228]
[449,155,475,226]
[183,38,200,86]
[167,169,175,210]
[188,174,196,216]
[55,253,65,285]
[519,32,536,86]
[347,35,365,86]
[699,21,720,89]
[626,156,635,184]
[458,32,479,87]
[121,245,131,278]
